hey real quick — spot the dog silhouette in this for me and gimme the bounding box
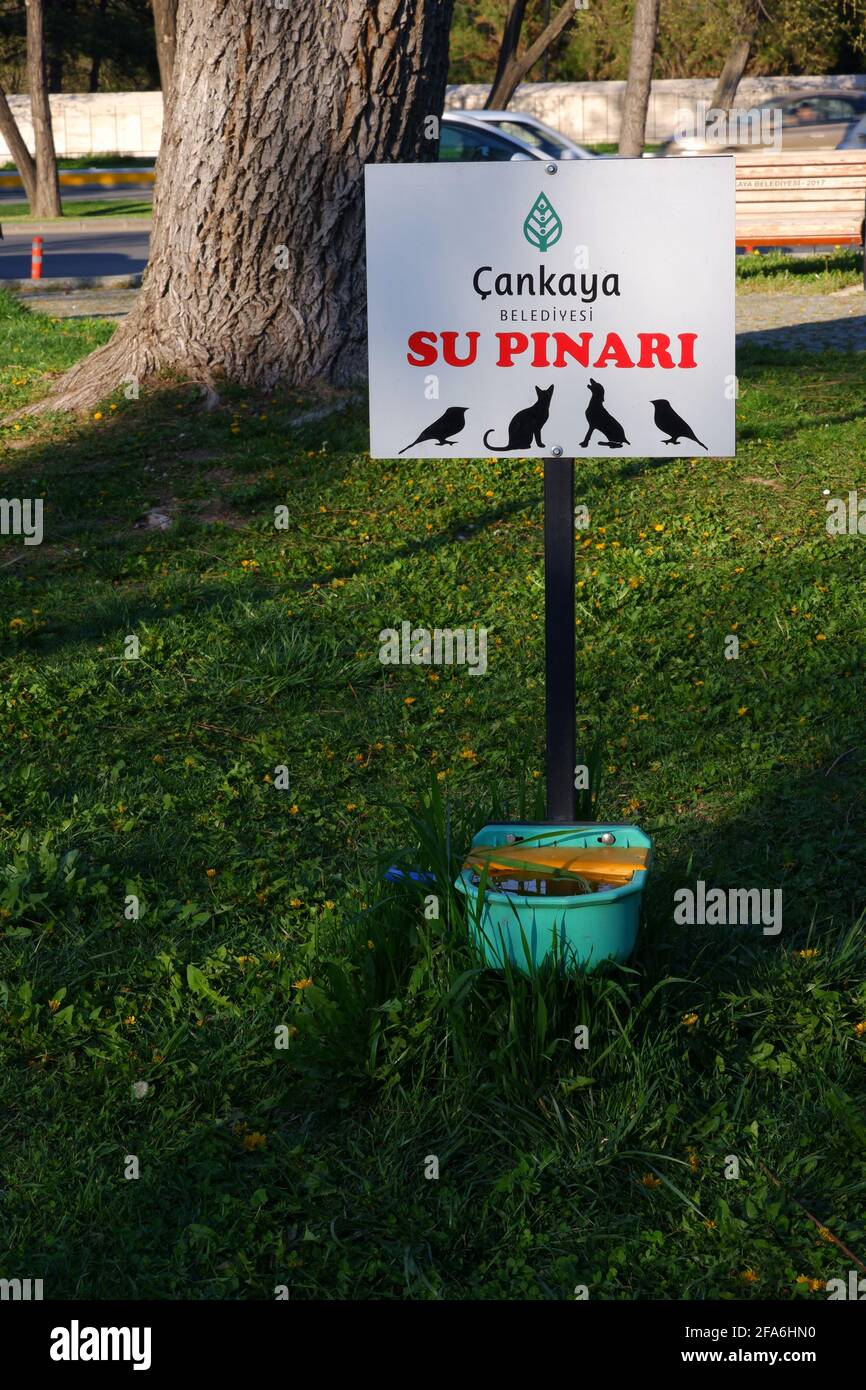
[651,399,707,451]
[484,385,553,451]
[400,406,468,454]
[580,378,630,449]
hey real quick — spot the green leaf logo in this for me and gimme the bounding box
[523,191,562,252]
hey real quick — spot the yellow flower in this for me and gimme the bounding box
[206,868,216,878]
[796,948,819,960]
[795,1275,825,1291]
[289,898,302,908]
[817,1225,833,1242]
[123,1015,136,1026]
[243,1131,267,1151]
[461,748,478,761]
[737,707,748,717]
[293,977,313,990]
[653,523,664,532]
[404,697,416,705]
[48,998,61,1012]
[687,1148,699,1173]
[641,1173,661,1188]
[346,802,357,811]
[740,1269,759,1283]
[324,900,335,910]
[93,411,103,421]
[703,1219,716,1230]
[681,1012,699,1028]
[152,754,164,764]
[289,804,299,815]
[8,617,24,630]
[854,1021,866,1037]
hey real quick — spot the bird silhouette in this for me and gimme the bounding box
[399,406,468,454]
[650,399,707,450]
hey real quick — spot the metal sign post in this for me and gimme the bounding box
[544,457,577,822]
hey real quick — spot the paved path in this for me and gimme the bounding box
[21,288,140,319]
[0,229,150,279]
[736,286,866,351]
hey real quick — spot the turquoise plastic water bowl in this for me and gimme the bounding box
[455,821,652,974]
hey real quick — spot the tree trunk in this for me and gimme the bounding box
[89,0,109,93]
[485,0,527,109]
[709,4,762,114]
[151,0,178,105]
[34,0,455,414]
[26,0,61,217]
[618,0,660,157]
[0,86,39,206]
[485,0,580,112]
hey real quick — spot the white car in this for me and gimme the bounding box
[442,110,594,162]
[440,112,544,162]
[467,110,595,160]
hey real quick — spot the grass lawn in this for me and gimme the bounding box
[1,198,153,221]
[0,287,865,1300]
[736,248,863,295]
[1,156,156,171]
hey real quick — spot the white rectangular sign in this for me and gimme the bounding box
[365,158,735,459]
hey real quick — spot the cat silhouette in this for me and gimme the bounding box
[580,378,630,449]
[484,385,553,451]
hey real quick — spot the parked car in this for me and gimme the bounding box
[660,90,866,156]
[439,112,544,162]
[462,110,595,160]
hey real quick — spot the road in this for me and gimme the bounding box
[0,228,150,279]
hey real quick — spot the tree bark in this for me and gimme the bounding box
[26,0,61,217]
[151,0,178,105]
[34,0,455,414]
[618,0,660,157]
[485,0,580,111]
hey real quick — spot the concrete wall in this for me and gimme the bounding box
[0,92,163,160]
[2,78,865,160]
[446,75,866,146]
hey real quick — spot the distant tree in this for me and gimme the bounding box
[150,0,175,100]
[618,0,660,156]
[0,1,159,96]
[485,0,584,109]
[0,0,60,214]
[449,0,866,86]
[709,0,766,113]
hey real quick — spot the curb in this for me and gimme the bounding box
[1,218,152,233]
[6,273,143,293]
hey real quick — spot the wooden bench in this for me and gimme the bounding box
[735,150,866,278]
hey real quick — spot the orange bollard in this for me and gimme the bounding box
[31,235,43,279]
